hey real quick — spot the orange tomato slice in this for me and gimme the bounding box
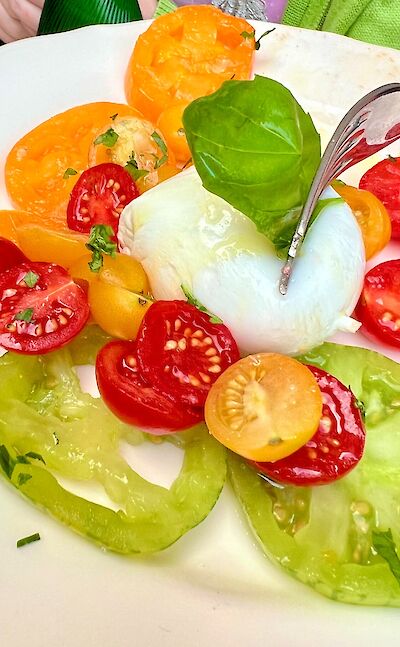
[0,209,22,243]
[332,181,391,260]
[205,353,322,462]
[16,225,88,268]
[125,6,255,163]
[5,102,139,221]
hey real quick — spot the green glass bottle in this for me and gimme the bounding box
[38,0,142,36]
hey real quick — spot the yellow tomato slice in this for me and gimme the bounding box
[205,353,322,462]
[89,282,152,340]
[332,181,391,260]
[16,225,88,267]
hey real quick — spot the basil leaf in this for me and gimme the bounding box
[0,445,15,478]
[183,75,321,256]
[24,271,39,288]
[86,225,117,273]
[17,473,32,487]
[372,529,400,585]
[63,167,78,179]
[94,128,119,147]
[17,533,40,548]
[14,308,34,322]
[24,451,46,465]
[151,131,168,168]
[125,153,149,182]
[181,285,223,324]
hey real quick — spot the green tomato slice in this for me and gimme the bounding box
[0,326,226,554]
[228,342,400,606]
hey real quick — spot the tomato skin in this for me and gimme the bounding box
[355,259,400,348]
[136,300,240,408]
[332,181,391,260]
[0,238,29,272]
[96,340,202,433]
[67,163,139,237]
[359,157,400,239]
[0,262,89,354]
[252,366,365,486]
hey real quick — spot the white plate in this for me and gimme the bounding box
[1,20,400,647]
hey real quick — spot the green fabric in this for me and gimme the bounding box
[283,0,400,50]
[154,0,177,17]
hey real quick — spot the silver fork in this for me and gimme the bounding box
[279,82,400,296]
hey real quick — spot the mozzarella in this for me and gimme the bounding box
[118,168,365,355]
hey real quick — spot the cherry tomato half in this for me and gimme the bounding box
[359,157,400,239]
[205,353,323,462]
[332,181,391,260]
[0,238,29,273]
[0,262,89,354]
[355,259,400,348]
[67,163,139,237]
[96,340,202,433]
[252,366,365,486]
[136,300,240,408]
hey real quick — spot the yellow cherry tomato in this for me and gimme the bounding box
[69,252,151,339]
[205,353,322,462]
[89,282,153,340]
[157,102,191,166]
[332,181,391,260]
[16,225,88,267]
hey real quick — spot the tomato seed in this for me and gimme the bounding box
[81,207,88,214]
[112,210,120,218]
[164,340,177,350]
[209,356,221,364]
[178,338,187,350]
[81,193,90,201]
[191,338,201,347]
[189,375,201,387]
[35,324,43,336]
[58,315,68,326]
[205,347,217,356]
[5,323,16,332]
[320,445,329,454]
[120,194,126,203]
[208,365,221,374]
[62,307,72,316]
[174,319,181,331]
[113,182,120,191]
[307,449,317,460]
[126,355,137,367]
[106,179,114,188]
[199,372,211,384]
[203,337,212,345]
[184,327,192,337]
[382,311,393,321]
[192,330,203,339]
[3,288,17,298]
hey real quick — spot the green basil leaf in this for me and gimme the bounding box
[94,128,119,147]
[181,285,223,324]
[86,225,117,273]
[63,167,78,179]
[14,308,34,323]
[125,153,149,182]
[183,75,321,256]
[16,532,40,548]
[24,271,39,288]
[372,529,400,585]
[151,131,168,168]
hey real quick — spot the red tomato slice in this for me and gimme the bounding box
[252,366,365,486]
[96,340,202,433]
[359,157,400,239]
[355,259,400,348]
[0,262,89,354]
[0,237,29,273]
[136,300,240,408]
[67,163,139,237]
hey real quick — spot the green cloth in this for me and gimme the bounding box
[154,0,177,17]
[283,0,400,50]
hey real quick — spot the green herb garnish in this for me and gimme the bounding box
[24,271,39,288]
[181,285,222,324]
[25,451,46,464]
[241,28,275,50]
[63,167,78,179]
[14,308,34,323]
[110,113,118,121]
[151,131,168,169]
[17,473,32,487]
[0,445,15,478]
[94,128,119,147]
[125,153,149,182]
[17,533,40,548]
[372,529,400,585]
[86,225,117,273]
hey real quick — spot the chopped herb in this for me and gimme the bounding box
[125,153,149,182]
[94,128,119,147]
[17,532,40,548]
[25,451,46,465]
[177,128,185,136]
[24,271,39,288]
[16,455,29,465]
[110,113,118,121]
[86,225,117,273]
[254,28,275,50]
[181,285,223,324]
[388,155,398,163]
[0,445,15,478]
[241,30,254,40]
[230,74,236,80]
[14,308,34,323]
[372,529,400,585]
[138,296,148,306]
[151,131,168,169]
[63,167,78,179]
[53,432,60,446]
[17,473,32,487]
[355,398,366,417]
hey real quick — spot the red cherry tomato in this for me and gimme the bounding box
[252,366,365,486]
[359,157,400,239]
[0,237,29,272]
[355,259,400,348]
[0,262,89,354]
[136,301,240,408]
[96,340,202,433]
[67,163,139,237]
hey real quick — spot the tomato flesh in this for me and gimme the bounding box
[67,163,139,237]
[0,238,29,273]
[96,340,202,433]
[0,262,89,354]
[205,353,323,462]
[355,259,400,348]
[136,300,240,408]
[253,366,365,486]
[359,157,400,239]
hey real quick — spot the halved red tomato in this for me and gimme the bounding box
[0,262,89,354]
[252,366,365,486]
[0,238,29,273]
[355,259,400,348]
[135,300,240,408]
[96,340,202,433]
[359,156,400,239]
[67,163,139,237]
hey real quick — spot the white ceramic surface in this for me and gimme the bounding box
[1,20,400,647]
